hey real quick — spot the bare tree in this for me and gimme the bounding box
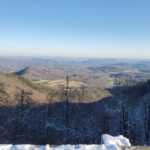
[47,89,58,117]
[15,89,32,134]
[64,75,70,139]
[142,97,150,145]
[80,84,88,102]
[0,83,8,104]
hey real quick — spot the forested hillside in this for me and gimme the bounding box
[0,73,149,145]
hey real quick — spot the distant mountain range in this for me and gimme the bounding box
[0,56,150,83]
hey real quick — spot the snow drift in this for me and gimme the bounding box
[102,134,131,150]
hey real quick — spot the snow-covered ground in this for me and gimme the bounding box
[0,134,131,150]
[0,145,105,150]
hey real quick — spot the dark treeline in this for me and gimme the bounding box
[0,80,150,145]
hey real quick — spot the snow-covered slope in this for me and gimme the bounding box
[0,134,131,150]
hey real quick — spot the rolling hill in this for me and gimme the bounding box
[0,73,50,105]
[15,66,66,80]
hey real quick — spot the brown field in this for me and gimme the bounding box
[34,79,88,88]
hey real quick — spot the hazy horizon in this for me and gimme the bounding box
[0,0,150,58]
[1,55,150,61]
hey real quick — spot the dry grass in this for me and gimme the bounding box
[34,79,87,88]
[0,73,48,105]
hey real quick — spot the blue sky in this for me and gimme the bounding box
[0,0,150,58]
